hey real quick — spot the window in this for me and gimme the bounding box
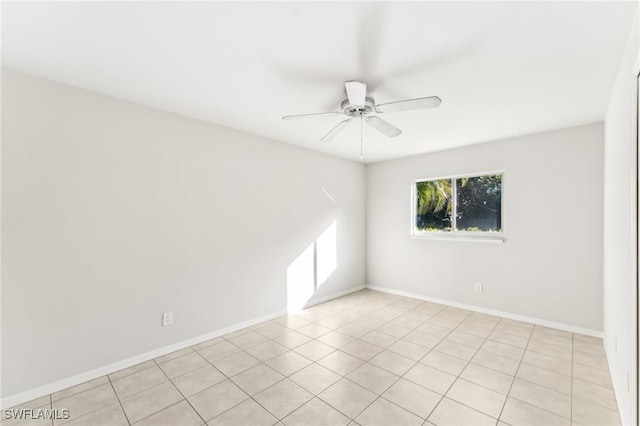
[413,172,503,240]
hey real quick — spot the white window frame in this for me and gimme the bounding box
[411,170,505,242]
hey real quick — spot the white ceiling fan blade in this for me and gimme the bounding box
[375,96,442,113]
[366,116,402,138]
[345,81,367,106]
[282,112,345,120]
[321,118,352,142]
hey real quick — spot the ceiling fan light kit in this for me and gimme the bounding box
[282,80,441,158]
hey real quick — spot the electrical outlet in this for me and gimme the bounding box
[474,283,483,293]
[162,312,173,327]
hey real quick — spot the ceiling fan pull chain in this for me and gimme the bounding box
[360,114,364,158]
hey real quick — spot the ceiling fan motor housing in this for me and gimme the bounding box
[341,96,376,116]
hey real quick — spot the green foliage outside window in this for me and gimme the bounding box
[415,174,502,233]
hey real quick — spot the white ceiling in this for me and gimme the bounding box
[2,1,637,163]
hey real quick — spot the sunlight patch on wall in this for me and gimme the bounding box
[286,220,337,313]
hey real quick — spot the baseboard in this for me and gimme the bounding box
[0,284,365,409]
[366,285,603,338]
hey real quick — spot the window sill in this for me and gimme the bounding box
[411,233,505,243]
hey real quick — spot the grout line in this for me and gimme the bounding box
[496,322,534,422]
[107,375,132,426]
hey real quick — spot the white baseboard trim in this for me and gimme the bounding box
[366,285,603,338]
[1,284,365,409]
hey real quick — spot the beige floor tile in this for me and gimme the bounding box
[62,402,128,426]
[471,349,519,376]
[489,330,529,349]
[509,379,570,419]
[135,400,202,426]
[382,378,441,419]
[369,351,415,376]
[464,314,500,330]
[318,378,377,419]
[158,352,208,379]
[403,330,442,349]
[377,322,412,338]
[120,382,183,424]
[360,330,399,349]
[272,331,312,349]
[296,323,332,339]
[446,330,485,349]
[246,340,289,362]
[197,341,242,363]
[428,397,496,426]
[282,398,350,426]
[293,340,336,361]
[341,341,383,361]
[154,348,194,364]
[211,352,260,377]
[111,366,168,400]
[428,317,462,330]
[318,350,364,376]
[7,396,51,411]
[109,360,157,381]
[265,351,313,377]
[172,364,226,397]
[573,340,606,357]
[455,323,493,339]
[256,323,290,339]
[516,363,571,395]
[573,351,609,370]
[254,379,313,419]
[226,331,269,350]
[230,364,284,396]
[53,383,118,424]
[421,351,468,376]
[500,397,570,426]
[336,324,372,339]
[494,322,532,338]
[434,339,477,361]
[387,340,430,361]
[289,363,341,395]
[52,377,109,402]
[446,378,506,418]
[316,331,356,349]
[415,323,451,340]
[572,362,614,388]
[403,363,455,395]
[533,325,572,339]
[572,378,618,411]
[460,363,513,394]
[191,336,225,351]
[572,397,620,426]
[347,363,399,395]
[356,397,423,426]
[573,334,602,345]
[481,340,525,361]
[529,332,572,349]
[521,350,571,376]
[527,340,572,361]
[188,380,248,422]
[388,315,424,330]
[208,399,277,426]
[277,316,312,330]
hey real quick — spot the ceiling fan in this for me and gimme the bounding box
[282,81,441,157]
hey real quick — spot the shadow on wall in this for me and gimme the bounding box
[286,220,337,313]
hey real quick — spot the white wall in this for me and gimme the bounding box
[366,123,604,332]
[603,9,639,426]
[1,70,366,398]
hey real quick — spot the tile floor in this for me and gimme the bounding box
[3,289,620,426]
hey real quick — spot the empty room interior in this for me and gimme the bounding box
[2,1,640,425]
